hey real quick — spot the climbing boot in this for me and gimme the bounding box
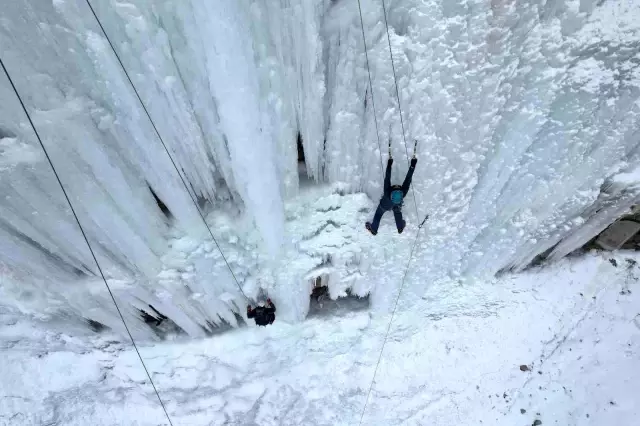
[365,222,377,236]
[397,221,406,234]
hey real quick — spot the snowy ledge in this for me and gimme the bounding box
[1,251,638,425]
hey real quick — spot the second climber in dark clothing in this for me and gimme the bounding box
[247,299,276,326]
[366,156,417,235]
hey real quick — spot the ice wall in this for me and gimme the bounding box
[1,0,639,338]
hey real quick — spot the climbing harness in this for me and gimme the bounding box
[0,57,174,426]
[84,0,249,302]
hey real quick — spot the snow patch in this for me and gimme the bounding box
[2,253,639,425]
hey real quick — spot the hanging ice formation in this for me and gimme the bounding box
[0,0,639,339]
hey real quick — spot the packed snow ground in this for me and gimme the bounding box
[2,251,638,426]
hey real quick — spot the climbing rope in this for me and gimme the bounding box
[355,2,434,423]
[359,0,420,220]
[380,0,420,221]
[0,57,175,426]
[357,0,385,181]
[357,220,426,425]
[381,0,410,160]
[85,0,249,300]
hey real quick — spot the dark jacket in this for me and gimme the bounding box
[380,158,416,210]
[247,303,276,326]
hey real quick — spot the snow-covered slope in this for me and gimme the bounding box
[1,252,638,425]
[1,0,640,334]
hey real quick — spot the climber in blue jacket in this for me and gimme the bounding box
[366,155,417,235]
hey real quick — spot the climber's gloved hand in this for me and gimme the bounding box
[411,157,417,167]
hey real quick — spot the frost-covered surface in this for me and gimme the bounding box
[0,182,381,340]
[2,252,639,425]
[1,0,640,332]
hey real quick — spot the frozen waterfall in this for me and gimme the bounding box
[0,0,639,339]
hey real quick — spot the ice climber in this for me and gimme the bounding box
[247,298,276,326]
[365,155,417,235]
